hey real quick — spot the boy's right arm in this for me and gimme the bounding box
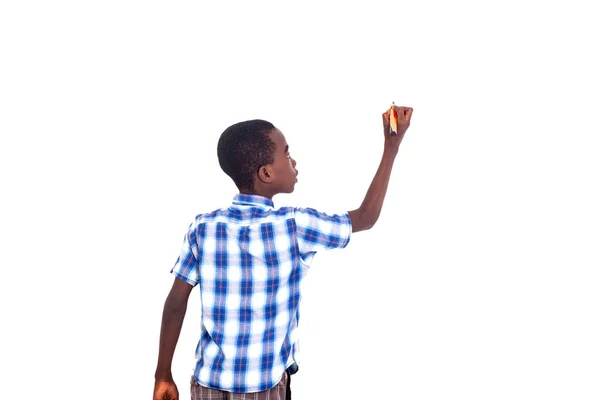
[348,105,413,232]
[153,277,194,400]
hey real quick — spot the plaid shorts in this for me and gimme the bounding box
[191,370,291,400]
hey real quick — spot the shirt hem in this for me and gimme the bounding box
[192,361,295,394]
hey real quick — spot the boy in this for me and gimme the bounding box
[153,105,414,400]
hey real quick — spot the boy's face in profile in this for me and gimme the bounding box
[268,128,298,194]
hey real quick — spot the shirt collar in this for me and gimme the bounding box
[232,194,274,209]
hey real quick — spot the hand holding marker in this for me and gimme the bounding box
[387,102,413,138]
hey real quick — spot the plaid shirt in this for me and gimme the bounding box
[171,194,352,393]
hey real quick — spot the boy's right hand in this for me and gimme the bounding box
[153,379,179,400]
[382,105,413,152]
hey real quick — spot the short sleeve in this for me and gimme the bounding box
[293,207,352,258]
[170,222,200,286]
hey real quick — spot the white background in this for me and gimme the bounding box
[1,1,599,399]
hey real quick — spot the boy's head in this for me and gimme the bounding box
[217,119,298,198]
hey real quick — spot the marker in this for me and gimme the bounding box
[389,102,398,136]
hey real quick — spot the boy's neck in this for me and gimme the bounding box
[239,189,275,200]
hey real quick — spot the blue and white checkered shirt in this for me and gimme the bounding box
[171,194,352,393]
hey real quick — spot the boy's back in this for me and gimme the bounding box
[172,194,351,392]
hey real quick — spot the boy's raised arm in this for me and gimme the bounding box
[153,277,194,400]
[348,105,413,233]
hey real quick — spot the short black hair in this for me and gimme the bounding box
[217,119,276,192]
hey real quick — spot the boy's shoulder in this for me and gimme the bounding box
[188,196,349,228]
[190,204,297,225]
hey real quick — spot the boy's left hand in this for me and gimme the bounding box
[153,379,179,400]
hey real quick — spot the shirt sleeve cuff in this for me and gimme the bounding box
[171,269,199,287]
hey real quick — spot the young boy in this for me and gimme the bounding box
[153,105,413,400]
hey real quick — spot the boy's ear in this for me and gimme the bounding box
[257,165,274,184]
